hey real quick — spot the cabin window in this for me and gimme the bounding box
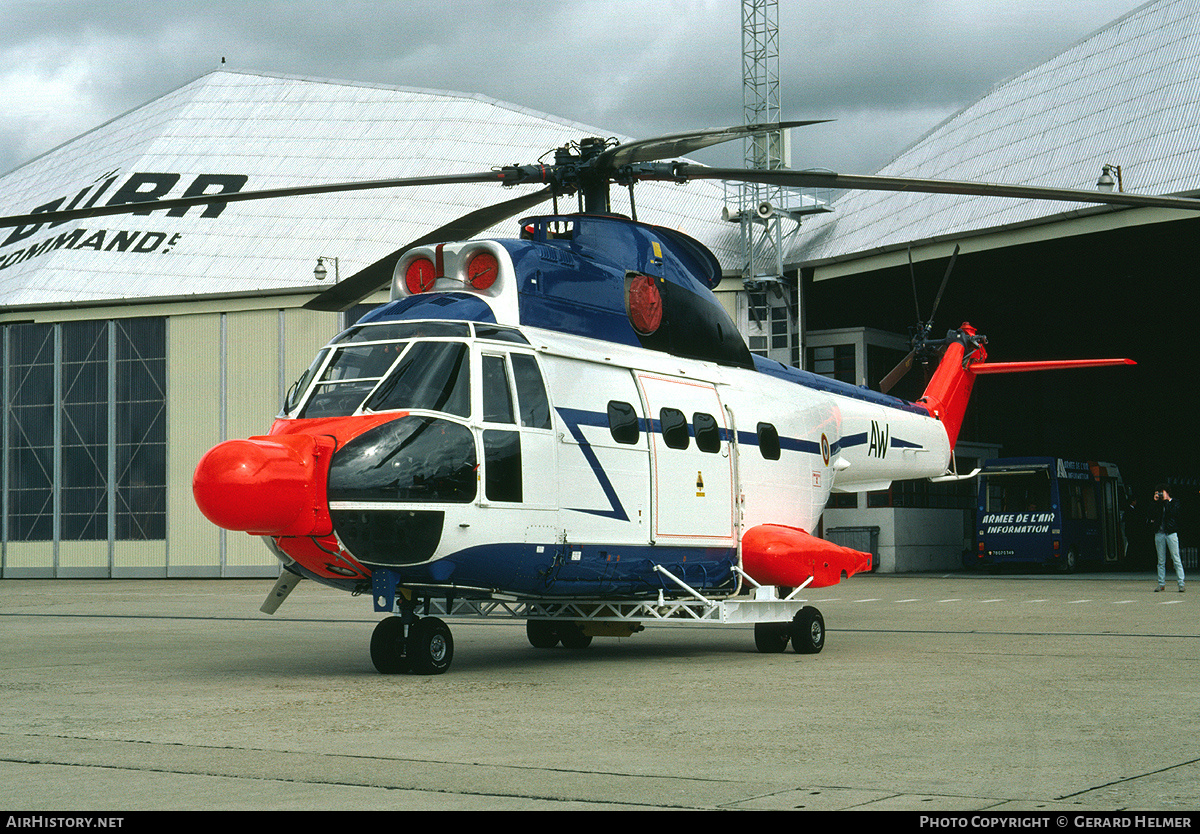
[608,401,640,444]
[660,408,689,450]
[693,412,720,453]
[482,354,515,423]
[365,341,470,417]
[484,430,522,502]
[757,422,781,460]
[511,354,551,429]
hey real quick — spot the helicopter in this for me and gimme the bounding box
[1,122,1186,674]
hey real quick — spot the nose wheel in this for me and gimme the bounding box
[370,615,454,675]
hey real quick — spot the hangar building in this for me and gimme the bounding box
[792,0,1200,570]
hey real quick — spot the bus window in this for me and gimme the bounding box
[985,470,1051,514]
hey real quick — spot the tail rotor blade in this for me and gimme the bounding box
[880,348,917,394]
[907,247,921,324]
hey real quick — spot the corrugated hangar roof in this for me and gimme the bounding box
[791,0,1200,270]
[0,69,739,308]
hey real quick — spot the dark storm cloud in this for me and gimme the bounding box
[1,0,1144,177]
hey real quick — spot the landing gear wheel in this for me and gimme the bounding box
[557,622,593,649]
[754,621,790,653]
[407,617,454,675]
[370,616,411,674]
[790,606,825,654]
[526,619,560,648]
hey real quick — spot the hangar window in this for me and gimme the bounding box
[660,408,689,450]
[4,317,166,545]
[806,343,855,384]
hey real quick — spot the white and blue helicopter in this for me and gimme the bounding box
[4,123,1185,674]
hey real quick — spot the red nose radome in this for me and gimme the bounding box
[193,434,335,537]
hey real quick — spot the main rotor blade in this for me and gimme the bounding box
[302,186,555,312]
[0,170,512,229]
[597,121,830,169]
[907,247,921,324]
[674,166,1200,213]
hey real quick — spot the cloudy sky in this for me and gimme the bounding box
[1,0,1147,177]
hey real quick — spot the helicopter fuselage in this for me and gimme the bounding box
[193,214,954,601]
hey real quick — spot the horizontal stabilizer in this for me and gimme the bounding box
[742,524,873,588]
[969,357,1137,374]
[971,358,1135,374]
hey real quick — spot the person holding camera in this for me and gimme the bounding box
[1153,485,1185,592]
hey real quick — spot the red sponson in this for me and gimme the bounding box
[741,524,873,588]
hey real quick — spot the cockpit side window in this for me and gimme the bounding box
[510,354,551,430]
[284,349,328,414]
[365,341,470,417]
[482,354,515,424]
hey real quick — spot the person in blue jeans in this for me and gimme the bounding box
[1152,485,1185,593]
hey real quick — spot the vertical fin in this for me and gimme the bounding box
[917,323,986,450]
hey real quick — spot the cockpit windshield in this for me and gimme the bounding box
[287,321,543,421]
[299,342,407,418]
[365,342,469,416]
[297,340,469,419]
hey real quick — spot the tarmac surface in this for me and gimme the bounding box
[0,571,1197,812]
